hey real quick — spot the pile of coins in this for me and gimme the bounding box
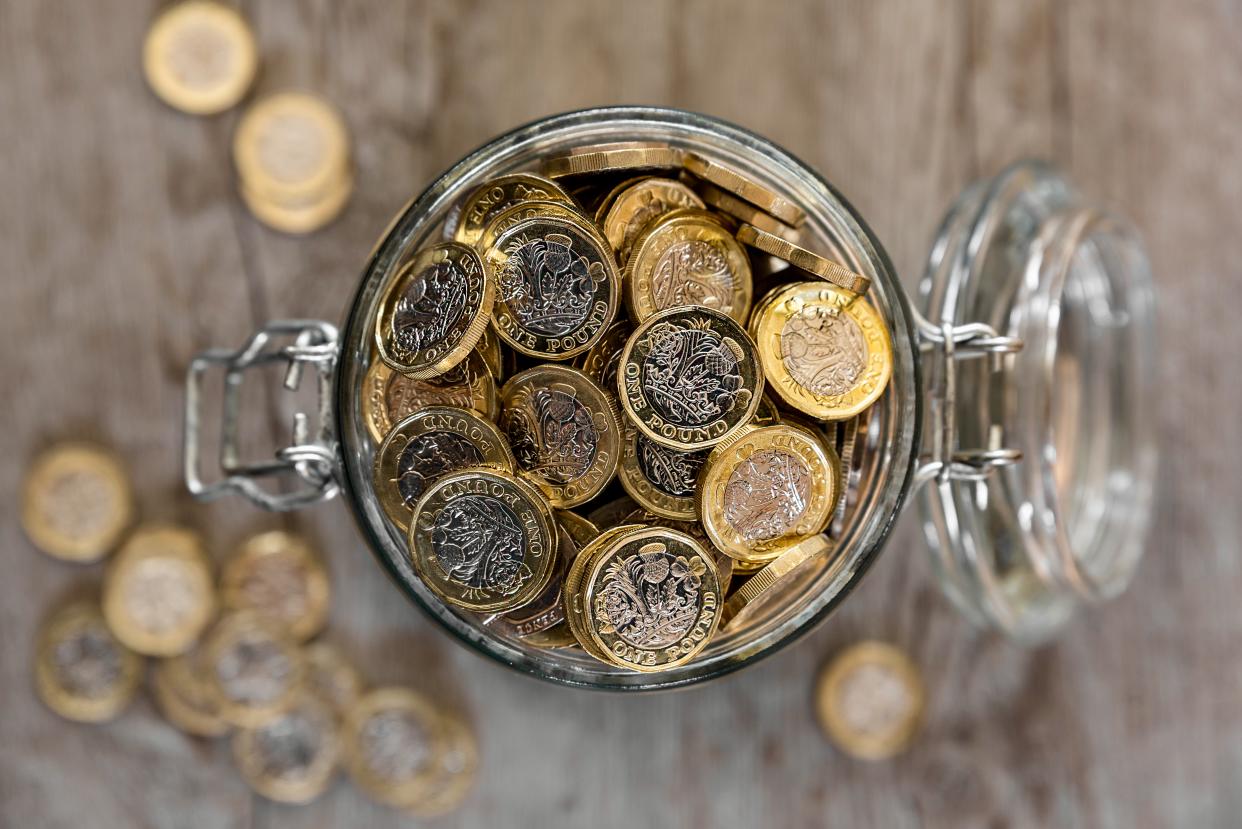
[23,443,477,815]
[369,141,894,672]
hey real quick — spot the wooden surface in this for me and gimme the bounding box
[3,1,1240,826]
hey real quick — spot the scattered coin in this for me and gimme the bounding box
[202,611,305,728]
[682,152,805,227]
[233,92,350,202]
[151,646,231,737]
[34,599,143,723]
[361,351,499,445]
[302,640,365,717]
[736,224,870,296]
[22,443,134,563]
[542,142,684,179]
[143,1,258,116]
[342,687,447,808]
[221,531,332,643]
[404,714,479,818]
[815,641,926,760]
[232,690,341,803]
[238,172,354,235]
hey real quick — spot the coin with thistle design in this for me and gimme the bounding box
[375,242,493,378]
[618,419,709,520]
[453,173,575,247]
[500,365,621,507]
[362,352,497,445]
[619,305,763,450]
[601,177,704,262]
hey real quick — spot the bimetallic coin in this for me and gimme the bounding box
[302,640,365,717]
[753,282,892,420]
[625,209,753,324]
[103,525,215,657]
[720,534,834,630]
[203,612,305,728]
[682,152,805,227]
[143,1,258,115]
[499,365,622,508]
[22,443,133,563]
[477,326,505,381]
[562,525,646,662]
[34,600,142,723]
[736,224,871,296]
[484,212,620,360]
[618,421,709,521]
[474,200,596,256]
[404,715,480,818]
[232,690,340,803]
[409,469,557,613]
[582,527,721,671]
[361,352,498,445]
[815,641,926,760]
[699,425,840,563]
[572,318,631,392]
[618,305,764,450]
[453,174,575,247]
[601,177,705,261]
[152,647,231,737]
[342,687,446,808]
[221,531,331,642]
[233,93,350,203]
[697,182,801,243]
[542,142,684,179]
[485,523,577,649]
[375,407,514,533]
[239,170,353,235]
[375,242,493,379]
[620,508,734,597]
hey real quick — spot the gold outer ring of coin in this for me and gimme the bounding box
[542,142,685,178]
[698,423,840,563]
[720,533,835,630]
[753,281,893,421]
[220,530,332,642]
[375,407,515,533]
[485,524,577,649]
[473,200,598,257]
[239,170,354,235]
[815,641,926,761]
[409,468,558,613]
[682,152,806,227]
[143,1,258,115]
[696,181,801,243]
[202,611,306,728]
[21,442,134,562]
[302,640,365,716]
[102,524,216,657]
[375,242,494,378]
[624,208,753,325]
[341,687,448,807]
[617,421,707,521]
[620,508,735,597]
[34,600,143,723]
[404,714,480,818]
[617,304,765,451]
[233,92,350,201]
[562,524,646,661]
[499,365,622,508]
[453,173,575,247]
[151,649,231,737]
[232,690,341,804]
[601,177,706,261]
[476,325,505,381]
[736,224,871,296]
[361,352,499,445]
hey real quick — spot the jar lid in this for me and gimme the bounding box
[916,161,1157,644]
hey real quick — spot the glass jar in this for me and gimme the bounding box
[184,107,1156,689]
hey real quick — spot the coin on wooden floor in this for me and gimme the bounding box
[22,443,133,563]
[202,611,304,728]
[239,170,354,235]
[404,714,479,818]
[600,177,705,261]
[618,420,709,521]
[483,210,620,360]
[361,352,498,445]
[220,531,331,642]
[232,689,341,803]
[542,142,684,179]
[342,687,447,808]
[375,242,494,379]
[618,305,764,451]
[499,365,622,508]
[572,318,630,392]
[375,406,514,533]
[453,173,575,247]
[736,224,871,296]
[682,152,805,227]
[233,92,350,202]
[697,181,801,243]
[151,647,231,737]
[302,640,365,717]
[34,599,143,723]
[699,424,840,563]
[625,209,753,324]
[410,468,558,613]
[143,1,258,115]
[815,641,926,760]
[102,525,215,657]
[720,533,834,630]
[752,281,892,420]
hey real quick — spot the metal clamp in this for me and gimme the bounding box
[184,320,341,511]
[913,312,1024,486]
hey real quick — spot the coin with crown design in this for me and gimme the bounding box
[618,420,709,521]
[453,174,575,248]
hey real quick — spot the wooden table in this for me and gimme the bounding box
[3,2,1239,826]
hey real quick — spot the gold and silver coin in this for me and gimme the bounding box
[404,714,479,818]
[102,525,215,657]
[34,599,143,723]
[221,531,331,643]
[720,533,834,630]
[238,172,354,235]
[562,524,645,663]
[143,1,258,116]
[375,242,493,378]
[409,468,558,612]
[572,318,631,392]
[375,406,514,533]
[736,224,871,296]
[202,611,305,728]
[499,365,622,508]
[618,305,764,450]
[453,174,575,247]
[484,523,577,649]
[698,424,840,563]
[620,508,734,597]
[542,141,684,179]
[752,281,892,420]
[361,351,498,445]
[342,687,447,808]
[600,177,704,261]
[151,646,231,737]
[697,181,800,242]
[302,640,365,717]
[618,421,709,521]
[682,152,805,227]
[624,209,752,324]
[815,641,926,760]
[22,442,133,563]
[233,92,350,203]
[232,690,341,803]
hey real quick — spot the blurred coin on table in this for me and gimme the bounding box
[342,687,449,810]
[302,640,365,717]
[815,640,926,760]
[221,531,330,643]
[151,646,231,737]
[404,714,479,818]
[202,611,305,728]
[232,689,340,804]
[143,0,258,115]
[22,443,133,563]
[34,599,143,723]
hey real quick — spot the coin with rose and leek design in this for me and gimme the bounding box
[499,365,621,508]
[618,305,763,451]
[35,599,143,723]
[362,352,497,445]
[618,420,709,521]
[375,242,493,378]
[409,468,557,612]
[375,407,514,533]
[453,173,575,248]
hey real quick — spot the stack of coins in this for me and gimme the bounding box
[369,141,894,671]
[23,445,477,812]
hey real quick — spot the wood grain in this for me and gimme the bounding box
[2,1,1240,827]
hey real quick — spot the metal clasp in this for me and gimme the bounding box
[913,312,1024,486]
[184,320,341,511]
